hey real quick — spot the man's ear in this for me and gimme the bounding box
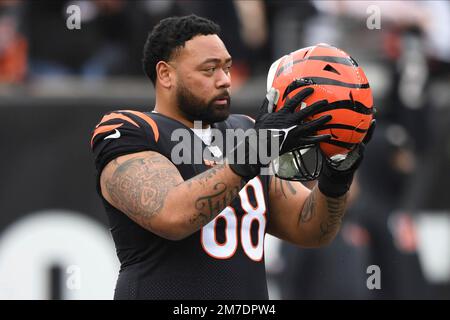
[155,61,173,89]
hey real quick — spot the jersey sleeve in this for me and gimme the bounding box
[90,110,160,173]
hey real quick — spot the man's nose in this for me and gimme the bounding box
[216,69,231,88]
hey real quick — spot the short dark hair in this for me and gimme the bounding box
[142,15,221,85]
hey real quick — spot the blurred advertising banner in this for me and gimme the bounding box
[0,101,125,299]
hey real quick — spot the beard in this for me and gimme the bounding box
[176,81,230,125]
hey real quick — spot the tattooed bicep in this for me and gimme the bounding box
[100,151,183,221]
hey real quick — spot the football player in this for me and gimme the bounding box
[91,15,375,299]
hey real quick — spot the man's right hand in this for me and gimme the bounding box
[228,86,332,180]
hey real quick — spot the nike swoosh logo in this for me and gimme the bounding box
[268,126,296,150]
[104,129,121,140]
[267,129,284,138]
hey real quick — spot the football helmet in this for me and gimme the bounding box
[267,43,375,181]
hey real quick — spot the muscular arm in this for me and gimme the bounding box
[100,150,245,240]
[267,176,348,247]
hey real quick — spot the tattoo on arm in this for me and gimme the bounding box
[105,155,245,233]
[299,188,316,224]
[188,164,240,186]
[187,164,245,227]
[192,182,241,225]
[297,187,348,244]
[319,194,348,242]
[269,176,297,199]
[104,154,180,220]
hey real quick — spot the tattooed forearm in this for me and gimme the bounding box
[190,164,245,186]
[293,186,348,246]
[105,155,180,219]
[299,187,316,224]
[187,164,245,227]
[193,182,241,224]
[319,194,348,242]
[194,164,226,182]
[102,151,245,238]
[188,212,210,227]
[269,176,297,199]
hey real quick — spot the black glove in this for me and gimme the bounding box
[318,119,376,197]
[228,86,332,180]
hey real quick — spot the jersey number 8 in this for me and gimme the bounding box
[201,178,266,261]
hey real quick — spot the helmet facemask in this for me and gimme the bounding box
[271,146,323,181]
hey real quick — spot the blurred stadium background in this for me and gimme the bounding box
[1,0,449,299]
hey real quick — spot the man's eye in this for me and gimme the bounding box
[224,66,232,73]
[205,67,216,73]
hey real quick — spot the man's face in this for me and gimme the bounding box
[171,35,232,125]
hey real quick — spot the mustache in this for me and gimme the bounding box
[212,92,231,101]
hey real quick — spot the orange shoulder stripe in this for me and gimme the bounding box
[122,110,159,142]
[90,123,123,147]
[96,113,140,128]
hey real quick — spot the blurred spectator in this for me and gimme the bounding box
[22,0,270,84]
[311,1,450,63]
[265,0,318,60]
[354,123,432,299]
[0,0,27,83]
[25,0,139,79]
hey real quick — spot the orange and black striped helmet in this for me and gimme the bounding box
[267,43,375,158]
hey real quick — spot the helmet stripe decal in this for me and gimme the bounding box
[316,100,374,115]
[282,78,370,101]
[324,139,356,150]
[276,56,358,77]
[320,123,369,133]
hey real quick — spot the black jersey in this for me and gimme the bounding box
[91,110,270,299]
